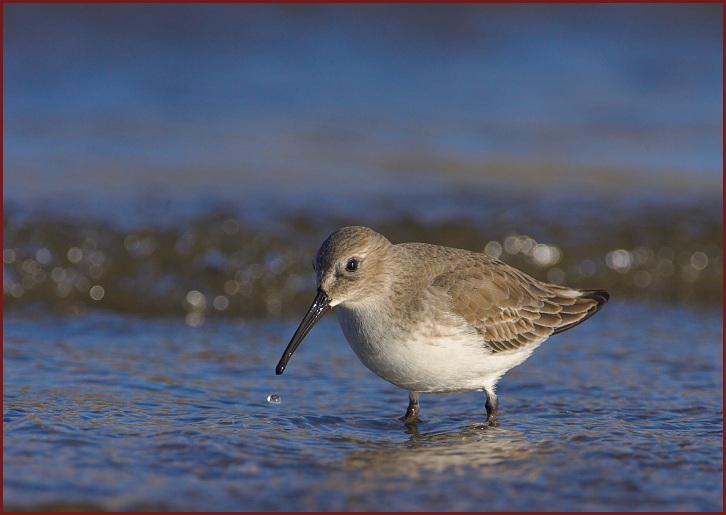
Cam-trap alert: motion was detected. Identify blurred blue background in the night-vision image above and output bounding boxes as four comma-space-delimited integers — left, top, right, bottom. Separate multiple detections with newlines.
4, 4, 722, 207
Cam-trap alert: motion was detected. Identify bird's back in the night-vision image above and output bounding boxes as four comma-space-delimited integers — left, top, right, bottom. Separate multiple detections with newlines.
396, 242, 610, 353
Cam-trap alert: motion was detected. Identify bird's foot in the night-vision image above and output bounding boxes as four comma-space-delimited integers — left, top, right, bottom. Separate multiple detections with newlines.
485, 390, 499, 427
400, 393, 421, 426
471, 416, 499, 430
398, 413, 422, 426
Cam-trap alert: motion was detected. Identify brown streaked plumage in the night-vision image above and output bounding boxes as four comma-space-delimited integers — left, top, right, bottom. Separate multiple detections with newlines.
276, 226, 609, 426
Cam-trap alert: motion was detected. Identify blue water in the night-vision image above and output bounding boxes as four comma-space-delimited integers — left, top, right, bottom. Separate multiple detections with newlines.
3, 4, 722, 209
3, 301, 722, 511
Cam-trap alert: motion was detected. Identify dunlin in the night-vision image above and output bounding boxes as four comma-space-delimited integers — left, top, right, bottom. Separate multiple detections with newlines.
276, 226, 609, 426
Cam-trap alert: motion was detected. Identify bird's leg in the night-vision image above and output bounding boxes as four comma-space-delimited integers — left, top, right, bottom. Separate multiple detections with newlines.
399, 391, 420, 425
485, 389, 500, 427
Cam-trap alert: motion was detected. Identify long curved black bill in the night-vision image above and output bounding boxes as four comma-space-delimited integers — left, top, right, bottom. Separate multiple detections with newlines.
275, 289, 331, 375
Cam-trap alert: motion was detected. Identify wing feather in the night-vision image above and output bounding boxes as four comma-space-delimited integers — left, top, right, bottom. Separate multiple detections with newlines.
426, 249, 609, 353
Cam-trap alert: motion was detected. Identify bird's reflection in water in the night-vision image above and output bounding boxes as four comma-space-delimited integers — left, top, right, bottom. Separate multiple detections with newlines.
342, 422, 559, 479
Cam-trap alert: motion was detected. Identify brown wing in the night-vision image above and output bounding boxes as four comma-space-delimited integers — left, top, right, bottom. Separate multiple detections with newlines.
428, 252, 609, 353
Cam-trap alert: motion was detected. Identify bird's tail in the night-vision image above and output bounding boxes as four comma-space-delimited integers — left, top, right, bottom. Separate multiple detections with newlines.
551, 289, 610, 335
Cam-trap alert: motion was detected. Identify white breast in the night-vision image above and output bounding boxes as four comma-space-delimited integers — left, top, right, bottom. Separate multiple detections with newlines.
336, 304, 542, 394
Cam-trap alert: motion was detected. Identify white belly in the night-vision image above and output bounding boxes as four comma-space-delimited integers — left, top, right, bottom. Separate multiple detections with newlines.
336, 305, 541, 394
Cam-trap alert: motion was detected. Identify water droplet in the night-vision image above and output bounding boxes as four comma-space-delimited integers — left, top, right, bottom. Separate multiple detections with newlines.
186, 290, 206, 308
267, 394, 281, 404
90, 285, 105, 301
691, 252, 708, 271
36, 248, 52, 265
185, 312, 205, 327
67, 247, 83, 264
213, 295, 229, 311
3, 249, 16, 264
484, 241, 502, 259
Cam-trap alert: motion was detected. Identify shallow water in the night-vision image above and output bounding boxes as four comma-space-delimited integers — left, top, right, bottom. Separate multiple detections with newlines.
4, 302, 722, 511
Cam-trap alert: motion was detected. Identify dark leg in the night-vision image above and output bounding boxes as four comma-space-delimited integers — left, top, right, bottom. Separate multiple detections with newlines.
485, 389, 499, 427
399, 391, 420, 425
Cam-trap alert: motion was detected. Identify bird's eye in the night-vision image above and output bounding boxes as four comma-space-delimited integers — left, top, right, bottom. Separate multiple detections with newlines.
345, 258, 359, 272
